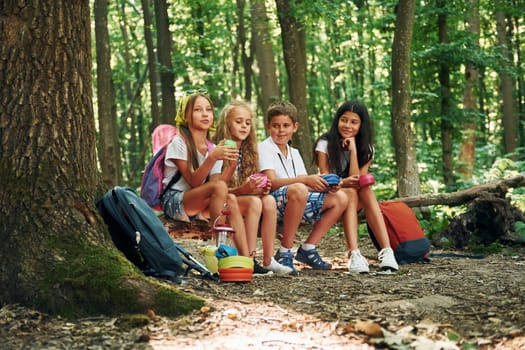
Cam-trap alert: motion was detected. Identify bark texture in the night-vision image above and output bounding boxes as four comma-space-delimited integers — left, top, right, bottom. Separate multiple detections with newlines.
0, 1, 202, 317
275, 0, 313, 170
390, 0, 420, 196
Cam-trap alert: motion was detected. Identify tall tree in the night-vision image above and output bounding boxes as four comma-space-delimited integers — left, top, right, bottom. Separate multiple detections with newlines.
275, 0, 313, 170
94, 0, 121, 188
0, 0, 201, 316
251, 0, 280, 116
438, 0, 455, 186
496, 3, 518, 157
142, 0, 162, 128
391, 0, 420, 197
236, 0, 254, 102
458, 0, 480, 179
155, 0, 176, 123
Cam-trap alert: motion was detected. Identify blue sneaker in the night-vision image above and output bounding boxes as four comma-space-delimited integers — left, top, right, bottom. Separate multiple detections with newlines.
295, 247, 332, 270
274, 250, 298, 275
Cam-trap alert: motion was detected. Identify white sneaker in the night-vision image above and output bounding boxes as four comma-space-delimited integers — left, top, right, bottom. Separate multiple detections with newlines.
348, 251, 370, 274
378, 248, 399, 271
264, 257, 293, 275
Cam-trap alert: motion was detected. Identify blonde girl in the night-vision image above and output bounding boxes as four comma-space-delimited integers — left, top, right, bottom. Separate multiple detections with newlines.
214, 100, 292, 275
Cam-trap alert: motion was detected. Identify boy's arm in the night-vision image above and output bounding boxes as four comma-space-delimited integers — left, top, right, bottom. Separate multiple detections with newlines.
263, 169, 329, 192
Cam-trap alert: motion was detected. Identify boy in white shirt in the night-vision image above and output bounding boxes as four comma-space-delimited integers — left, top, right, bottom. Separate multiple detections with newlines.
258, 101, 348, 275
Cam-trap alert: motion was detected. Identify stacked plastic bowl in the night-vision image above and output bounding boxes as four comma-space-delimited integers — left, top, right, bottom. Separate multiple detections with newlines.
217, 255, 254, 282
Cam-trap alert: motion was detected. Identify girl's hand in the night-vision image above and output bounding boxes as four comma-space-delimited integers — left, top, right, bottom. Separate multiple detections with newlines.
238, 177, 263, 195
212, 142, 239, 162
342, 175, 360, 188
262, 178, 272, 195
341, 137, 357, 152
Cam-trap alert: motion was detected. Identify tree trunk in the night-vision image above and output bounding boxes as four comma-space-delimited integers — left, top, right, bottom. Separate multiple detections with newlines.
275, 0, 313, 171
514, 14, 525, 150
437, 0, 455, 187
0, 1, 202, 317
390, 0, 420, 197
154, 0, 176, 124
94, 0, 122, 188
458, 0, 480, 180
496, 7, 518, 157
236, 0, 253, 102
250, 0, 280, 117
142, 0, 162, 128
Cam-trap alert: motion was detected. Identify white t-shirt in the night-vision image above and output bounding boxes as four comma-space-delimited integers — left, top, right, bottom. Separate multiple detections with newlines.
163, 135, 222, 191
315, 138, 349, 172
258, 137, 307, 179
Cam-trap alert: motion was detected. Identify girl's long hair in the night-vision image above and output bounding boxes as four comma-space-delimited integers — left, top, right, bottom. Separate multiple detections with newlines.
178, 93, 214, 171
314, 100, 374, 176
214, 100, 258, 187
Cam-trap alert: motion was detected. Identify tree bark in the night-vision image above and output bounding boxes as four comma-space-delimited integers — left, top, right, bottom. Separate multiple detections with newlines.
437, 0, 455, 187
250, 0, 280, 117
236, 0, 253, 102
275, 0, 313, 171
458, 0, 480, 180
94, 0, 122, 188
154, 0, 176, 124
0, 1, 202, 317
142, 0, 162, 128
496, 6, 518, 157
390, 0, 420, 197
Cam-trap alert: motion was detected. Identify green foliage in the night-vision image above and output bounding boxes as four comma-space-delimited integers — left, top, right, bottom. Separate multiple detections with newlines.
92, 0, 525, 197
416, 206, 465, 238
471, 241, 503, 255
515, 221, 525, 241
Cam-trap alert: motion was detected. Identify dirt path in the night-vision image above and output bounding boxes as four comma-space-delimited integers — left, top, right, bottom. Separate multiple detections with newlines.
2, 234, 525, 349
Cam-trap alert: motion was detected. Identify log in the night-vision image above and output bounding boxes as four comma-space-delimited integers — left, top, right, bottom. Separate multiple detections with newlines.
387, 175, 525, 208
163, 175, 525, 240
163, 217, 213, 241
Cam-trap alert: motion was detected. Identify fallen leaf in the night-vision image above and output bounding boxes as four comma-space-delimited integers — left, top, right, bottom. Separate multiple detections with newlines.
354, 320, 383, 337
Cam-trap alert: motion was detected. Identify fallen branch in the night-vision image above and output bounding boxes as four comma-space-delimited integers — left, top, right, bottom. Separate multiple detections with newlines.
388, 174, 525, 208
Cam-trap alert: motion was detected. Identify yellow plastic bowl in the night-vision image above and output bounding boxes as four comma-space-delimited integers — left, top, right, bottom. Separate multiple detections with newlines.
217, 255, 254, 269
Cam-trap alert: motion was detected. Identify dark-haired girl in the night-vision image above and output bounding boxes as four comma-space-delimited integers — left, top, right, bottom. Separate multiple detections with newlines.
314, 101, 398, 273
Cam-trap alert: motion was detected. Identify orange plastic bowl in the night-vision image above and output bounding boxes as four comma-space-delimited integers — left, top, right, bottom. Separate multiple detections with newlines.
218, 267, 253, 282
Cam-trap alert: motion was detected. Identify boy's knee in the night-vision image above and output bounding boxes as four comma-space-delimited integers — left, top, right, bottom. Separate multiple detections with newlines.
287, 183, 308, 201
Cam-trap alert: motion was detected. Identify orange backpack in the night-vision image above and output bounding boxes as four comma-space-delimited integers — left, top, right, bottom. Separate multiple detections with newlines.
368, 201, 430, 264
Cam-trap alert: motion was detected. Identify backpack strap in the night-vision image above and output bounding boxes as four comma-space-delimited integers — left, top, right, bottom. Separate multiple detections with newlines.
160, 139, 214, 200
160, 171, 181, 200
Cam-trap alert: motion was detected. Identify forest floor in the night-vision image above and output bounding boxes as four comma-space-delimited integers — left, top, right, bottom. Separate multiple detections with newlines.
2, 231, 525, 350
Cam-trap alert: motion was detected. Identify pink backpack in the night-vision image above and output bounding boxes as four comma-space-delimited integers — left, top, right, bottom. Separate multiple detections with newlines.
152, 124, 178, 154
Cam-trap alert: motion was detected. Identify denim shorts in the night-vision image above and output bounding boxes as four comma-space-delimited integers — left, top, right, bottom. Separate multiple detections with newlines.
161, 189, 190, 222
271, 186, 327, 224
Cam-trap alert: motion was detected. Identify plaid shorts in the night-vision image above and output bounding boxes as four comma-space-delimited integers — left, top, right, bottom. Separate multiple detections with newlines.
271, 186, 327, 224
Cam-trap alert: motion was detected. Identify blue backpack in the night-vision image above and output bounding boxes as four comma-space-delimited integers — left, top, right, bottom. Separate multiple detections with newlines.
140, 134, 214, 211
97, 186, 217, 282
